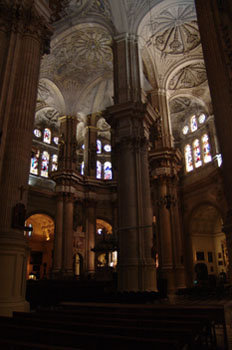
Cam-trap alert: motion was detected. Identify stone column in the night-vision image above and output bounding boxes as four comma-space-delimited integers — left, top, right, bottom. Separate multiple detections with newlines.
52, 193, 63, 276
84, 199, 96, 276
149, 89, 173, 148
58, 115, 78, 171
169, 177, 186, 288
51, 115, 79, 278
157, 176, 175, 291
62, 193, 74, 277
107, 34, 156, 292
195, 0, 232, 280
83, 114, 98, 177
150, 147, 186, 291
0, 0, 52, 316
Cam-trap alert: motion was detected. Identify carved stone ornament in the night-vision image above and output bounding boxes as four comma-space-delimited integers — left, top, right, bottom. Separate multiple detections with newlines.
40, 26, 112, 84
142, 4, 199, 56
0, 1, 52, 54
168, 63, 207, 90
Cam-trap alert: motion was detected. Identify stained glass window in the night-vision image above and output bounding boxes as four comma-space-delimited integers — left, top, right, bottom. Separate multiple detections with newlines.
96, 139, 102, 154
190, 116, 198, 132
53, 137, 59, 145
185, 144, 193, 172
182, 126, 189, 135
43, 128, 51, 144
41, 151, 50, 177
202, 134, 212, 163
81, 144, 85, 150
81, 161, 84, 175
51, 154, 58, 171
193, 139, 202, 168
96, 161, 102, 179
104, 161, 112, 180
104, 144, 111, 152
34, 129, 41, 138
198, 114, 206, 124
30, 150, 40, 175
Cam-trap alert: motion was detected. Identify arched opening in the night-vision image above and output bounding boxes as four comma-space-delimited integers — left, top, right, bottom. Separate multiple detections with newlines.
92, 219, 117, 281
189, 205, 228, 285
25, 213, 54, 280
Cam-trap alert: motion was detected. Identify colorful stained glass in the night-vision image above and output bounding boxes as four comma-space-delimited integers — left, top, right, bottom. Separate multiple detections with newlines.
198, 113, 206, 124
182, 126, 189, 135
53, 137, 59, 145
104, 161, 112, 180
104, 144, 111, 152
81, 161, 84, 175
51, 154, 58, 171
185, 144, 193, 172
190, 115, 198, 132
193, 139, 202, 168
30, 150, 40, 175
96, 139, 102, 154
96, 161, 102, 179
41, 151, 50, 177
34, 129, 41, 138
202, 134, 212, 163
43, 128, 51, 144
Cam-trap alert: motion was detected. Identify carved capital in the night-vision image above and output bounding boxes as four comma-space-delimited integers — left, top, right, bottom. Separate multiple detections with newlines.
0, 1, 53, 54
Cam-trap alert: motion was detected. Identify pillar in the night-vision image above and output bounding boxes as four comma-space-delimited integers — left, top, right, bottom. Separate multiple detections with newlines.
108, 34, 156, 291
150, 148, 186, 291
83, 114, 98, 177
84, 199, 96, 276
0, 0, 52, 316
149, 89, 173, 148
62, 193, 74, 277
51, 115, 79, 278
52, 193, 63, 275
195, 0, 232, 281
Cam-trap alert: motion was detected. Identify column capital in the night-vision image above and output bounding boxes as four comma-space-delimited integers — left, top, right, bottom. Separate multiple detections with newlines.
0, 0, 53, 54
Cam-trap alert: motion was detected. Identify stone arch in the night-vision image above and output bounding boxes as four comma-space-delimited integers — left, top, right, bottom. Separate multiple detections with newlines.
25, 213, 55, 280
187, 203, 227, 284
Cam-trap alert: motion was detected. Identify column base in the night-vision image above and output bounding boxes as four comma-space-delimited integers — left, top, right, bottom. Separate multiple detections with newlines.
0, 299, 30, 317
117, 262, 157, 292
0, 232, 29, 317
159, 266, 186, 292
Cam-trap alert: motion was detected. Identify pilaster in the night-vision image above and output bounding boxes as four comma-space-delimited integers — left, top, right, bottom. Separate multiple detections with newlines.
83, 114, 98, 177
0, 0, 52, 316
84, 198, 97, 276
150, 148, 186, 291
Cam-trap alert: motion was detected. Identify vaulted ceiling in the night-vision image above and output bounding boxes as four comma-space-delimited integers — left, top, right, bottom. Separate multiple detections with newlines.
36, 0, 212, 142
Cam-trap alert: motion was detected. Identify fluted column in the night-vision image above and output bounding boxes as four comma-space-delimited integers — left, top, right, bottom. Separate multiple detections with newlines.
52, 193, 63, 275
157, 177, 175, 290
195, 0, 232, 280
150, 147, 186, 291
62, 193, 74, 277
0, 0, 52, 316
85, 199, 96, 276
108, 33, 156, 291
149, 89, 173, 148
52, 115, 79, 278
58, 115, 78, 171
83, 114, 98, 177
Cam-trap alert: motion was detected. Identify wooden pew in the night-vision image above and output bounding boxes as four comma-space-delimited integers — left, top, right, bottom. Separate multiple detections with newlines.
11, 313, 202, 350
0, 316, 188, 350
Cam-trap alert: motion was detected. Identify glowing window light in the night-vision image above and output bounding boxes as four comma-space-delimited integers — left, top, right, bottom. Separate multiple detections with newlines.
202, 134, 212, 163
185, 144, 193, 172
193, 139, 202, 168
